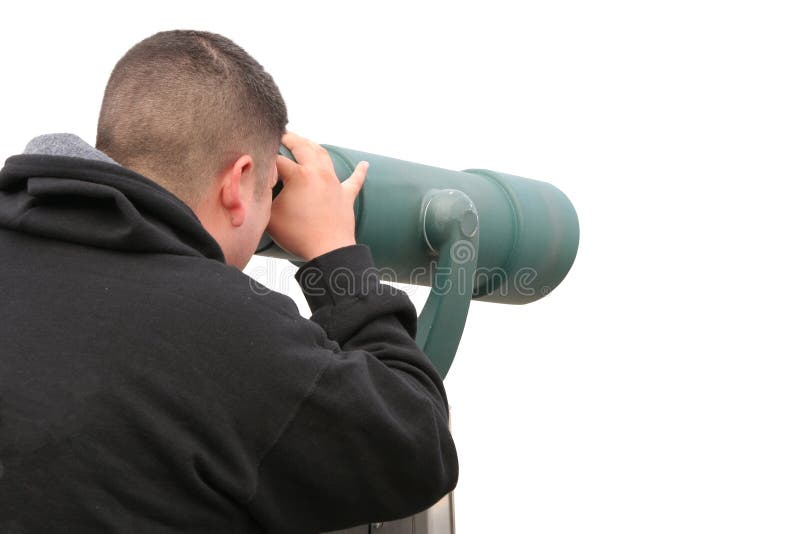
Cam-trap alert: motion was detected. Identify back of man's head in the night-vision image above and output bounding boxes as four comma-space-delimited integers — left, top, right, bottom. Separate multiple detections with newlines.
96, 30, 287, 207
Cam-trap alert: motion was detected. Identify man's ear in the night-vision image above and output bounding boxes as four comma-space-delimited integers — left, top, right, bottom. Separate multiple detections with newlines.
220, 154, 254, 227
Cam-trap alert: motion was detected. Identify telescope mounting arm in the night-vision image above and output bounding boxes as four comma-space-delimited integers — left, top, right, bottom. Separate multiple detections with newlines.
415, 189, 479, 378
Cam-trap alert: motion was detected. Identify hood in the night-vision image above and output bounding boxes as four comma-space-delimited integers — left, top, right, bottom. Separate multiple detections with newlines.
0, 134, 225, 261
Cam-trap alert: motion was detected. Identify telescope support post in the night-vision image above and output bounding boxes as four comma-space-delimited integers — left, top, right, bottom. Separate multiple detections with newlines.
415, 189, 479, 378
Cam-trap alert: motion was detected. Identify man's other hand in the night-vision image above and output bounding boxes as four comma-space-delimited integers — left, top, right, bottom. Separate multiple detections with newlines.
267, 132, 368, 261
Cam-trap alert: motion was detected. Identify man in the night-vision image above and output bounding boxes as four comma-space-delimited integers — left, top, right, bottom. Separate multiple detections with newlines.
0, 30, 458, 532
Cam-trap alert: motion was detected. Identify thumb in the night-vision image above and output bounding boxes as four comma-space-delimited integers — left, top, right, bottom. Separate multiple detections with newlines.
342, 161, 369, 200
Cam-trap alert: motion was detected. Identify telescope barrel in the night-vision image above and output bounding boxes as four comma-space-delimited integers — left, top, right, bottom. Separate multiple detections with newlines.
258, 145, 579, 305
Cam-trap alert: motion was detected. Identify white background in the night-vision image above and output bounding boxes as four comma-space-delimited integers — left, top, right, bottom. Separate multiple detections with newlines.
2, 1, 799, 532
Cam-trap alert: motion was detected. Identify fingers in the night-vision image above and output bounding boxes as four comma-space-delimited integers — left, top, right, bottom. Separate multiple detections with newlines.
275, 154, 301, 183
342, 161, 369, 200
280, 132, 367, 200
281, 131, 330, 171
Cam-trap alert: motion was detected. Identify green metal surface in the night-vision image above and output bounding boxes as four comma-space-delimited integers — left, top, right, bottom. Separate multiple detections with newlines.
257, 144, 580, 378
415, 189, 479, 377
260, 145, 579, 305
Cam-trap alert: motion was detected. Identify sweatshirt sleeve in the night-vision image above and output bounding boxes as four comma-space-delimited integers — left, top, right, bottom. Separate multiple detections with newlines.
245, 245, 458, 533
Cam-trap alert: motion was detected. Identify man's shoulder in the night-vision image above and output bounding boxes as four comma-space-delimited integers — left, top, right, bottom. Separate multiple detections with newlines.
134, 253, 302, 324
1, 227, 313, 349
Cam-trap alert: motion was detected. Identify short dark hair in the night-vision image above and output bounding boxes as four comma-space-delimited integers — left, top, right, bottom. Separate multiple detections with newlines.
96, 30, 288, 206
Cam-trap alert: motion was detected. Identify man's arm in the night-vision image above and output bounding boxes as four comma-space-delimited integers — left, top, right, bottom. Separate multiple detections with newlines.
246, 134, 457, 531
247, 244, 457, 532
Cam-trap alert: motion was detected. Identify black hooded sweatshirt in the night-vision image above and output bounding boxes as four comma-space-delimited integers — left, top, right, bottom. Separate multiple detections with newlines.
0, 141, 458, 533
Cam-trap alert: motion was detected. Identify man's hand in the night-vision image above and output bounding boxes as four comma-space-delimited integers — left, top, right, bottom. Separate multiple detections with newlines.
267, 132, 368, 261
